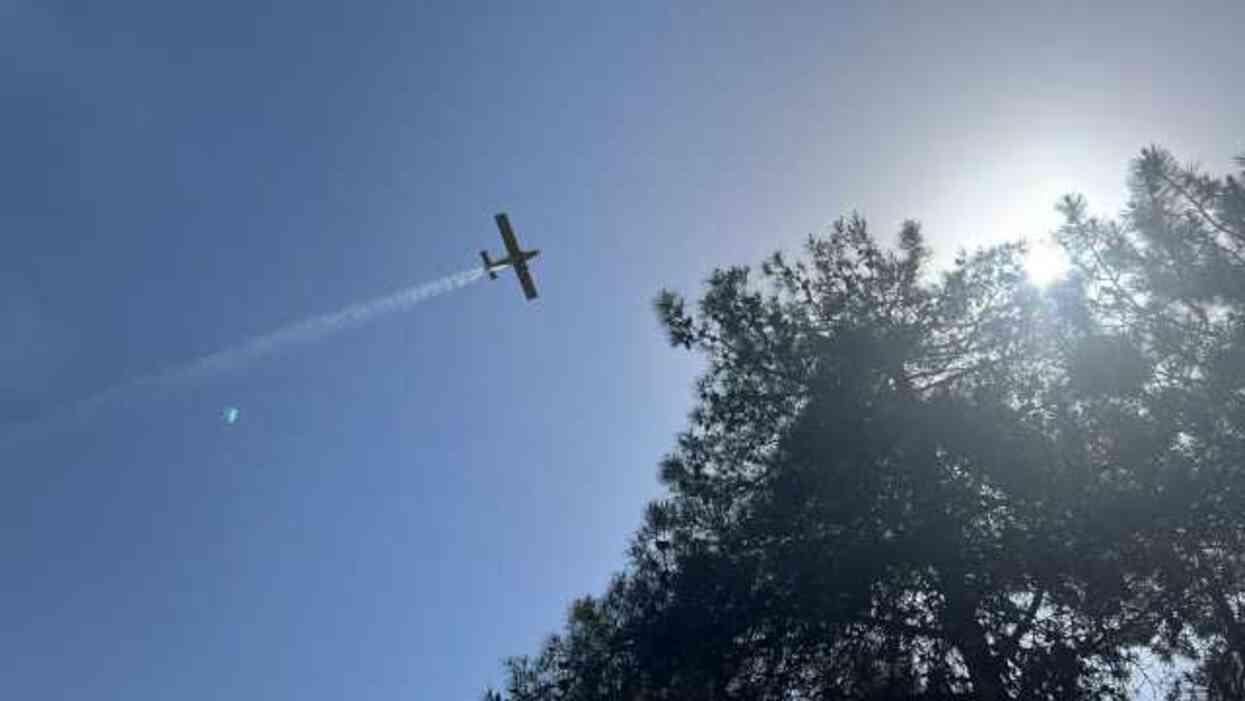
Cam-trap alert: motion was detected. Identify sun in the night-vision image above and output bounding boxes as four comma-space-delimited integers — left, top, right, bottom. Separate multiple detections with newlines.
1023, 238, 1070, 287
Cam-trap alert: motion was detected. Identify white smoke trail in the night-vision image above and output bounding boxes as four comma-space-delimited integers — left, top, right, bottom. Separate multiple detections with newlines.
145, 267, 485, 389
5, 267, 485, 445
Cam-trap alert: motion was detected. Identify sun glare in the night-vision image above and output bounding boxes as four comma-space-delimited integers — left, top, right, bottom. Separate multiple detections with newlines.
1024, 239, 1069, 287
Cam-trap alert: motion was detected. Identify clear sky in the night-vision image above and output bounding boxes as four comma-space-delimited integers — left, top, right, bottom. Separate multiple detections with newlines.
2, 1, 1242, 698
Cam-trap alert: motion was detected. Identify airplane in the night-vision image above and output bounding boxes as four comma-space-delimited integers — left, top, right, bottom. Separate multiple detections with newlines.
480, 213, 541, 301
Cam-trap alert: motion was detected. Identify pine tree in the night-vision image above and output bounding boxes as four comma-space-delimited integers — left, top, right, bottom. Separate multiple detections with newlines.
488, 148, 1245, 700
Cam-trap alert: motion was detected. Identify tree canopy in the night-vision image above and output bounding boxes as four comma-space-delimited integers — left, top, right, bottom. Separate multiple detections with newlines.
486, 147, 1245, 700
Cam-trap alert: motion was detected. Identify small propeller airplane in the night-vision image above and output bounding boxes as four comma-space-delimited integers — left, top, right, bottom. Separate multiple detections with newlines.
480, 213, 541, 301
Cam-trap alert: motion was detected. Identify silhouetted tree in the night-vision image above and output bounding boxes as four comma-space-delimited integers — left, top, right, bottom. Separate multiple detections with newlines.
1055, 148, 1245, 700
486, 148, 1245, 700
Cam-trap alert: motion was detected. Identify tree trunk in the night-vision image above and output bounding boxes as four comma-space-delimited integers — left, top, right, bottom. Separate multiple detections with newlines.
943, 590, 1008, 701
957, 624, 1008, 701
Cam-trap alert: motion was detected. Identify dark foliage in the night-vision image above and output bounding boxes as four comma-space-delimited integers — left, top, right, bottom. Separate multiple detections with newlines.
487, 148, 1245, 700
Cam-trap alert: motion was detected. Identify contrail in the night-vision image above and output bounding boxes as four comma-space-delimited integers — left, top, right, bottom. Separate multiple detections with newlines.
5, 267, 485, 445
146, 267, 484, 388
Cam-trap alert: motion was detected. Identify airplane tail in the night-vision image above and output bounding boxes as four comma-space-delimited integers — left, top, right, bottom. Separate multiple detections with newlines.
480, 251, 498, 279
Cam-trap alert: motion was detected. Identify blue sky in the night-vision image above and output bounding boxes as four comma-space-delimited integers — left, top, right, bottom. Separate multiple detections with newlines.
2, 1, 1242, 698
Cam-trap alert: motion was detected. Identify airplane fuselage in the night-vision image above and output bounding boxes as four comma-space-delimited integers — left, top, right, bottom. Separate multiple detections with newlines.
480, 249, 539, 277
492, 249, 540, 270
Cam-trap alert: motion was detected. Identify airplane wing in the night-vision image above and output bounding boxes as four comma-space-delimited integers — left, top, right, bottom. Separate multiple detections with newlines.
495, 213, 523, 260
514, 259, 539, 300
